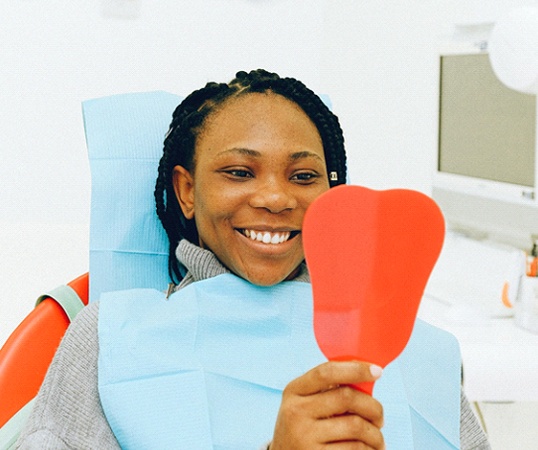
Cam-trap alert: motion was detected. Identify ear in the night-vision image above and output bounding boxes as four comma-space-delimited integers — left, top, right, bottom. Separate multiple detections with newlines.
172, 165, 195, 219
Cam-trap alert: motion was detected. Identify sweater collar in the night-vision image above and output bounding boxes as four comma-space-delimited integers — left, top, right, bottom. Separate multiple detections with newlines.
175, 239, 310, 289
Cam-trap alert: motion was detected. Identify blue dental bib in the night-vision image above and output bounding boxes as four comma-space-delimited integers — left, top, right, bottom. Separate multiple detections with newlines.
98, 274, 461, 449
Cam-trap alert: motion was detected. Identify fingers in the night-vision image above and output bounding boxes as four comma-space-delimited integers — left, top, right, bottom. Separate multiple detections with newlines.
283, 361, 384, 429
272, 405, 385, 450
272, 361, 385, 449
285, 360, 383, 397
315, 413, 385, 449
309, 385, 384, 428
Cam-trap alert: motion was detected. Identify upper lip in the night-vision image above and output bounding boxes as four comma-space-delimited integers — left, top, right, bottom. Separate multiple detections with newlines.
236, 226, 300, 232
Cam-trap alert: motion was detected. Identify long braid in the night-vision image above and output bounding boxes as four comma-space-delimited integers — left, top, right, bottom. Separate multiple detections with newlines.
155, 83, 233, 282
154, 69, 347, 283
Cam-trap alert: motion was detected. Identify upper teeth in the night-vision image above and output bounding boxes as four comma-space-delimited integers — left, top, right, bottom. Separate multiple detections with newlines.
243, 230, 291, 244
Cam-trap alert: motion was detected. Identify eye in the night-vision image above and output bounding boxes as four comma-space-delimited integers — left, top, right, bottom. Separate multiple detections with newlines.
290, 171, 319, 183
223, 168, 254, 179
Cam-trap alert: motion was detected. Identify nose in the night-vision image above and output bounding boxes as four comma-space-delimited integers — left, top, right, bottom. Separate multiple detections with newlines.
248, 178, 297, 213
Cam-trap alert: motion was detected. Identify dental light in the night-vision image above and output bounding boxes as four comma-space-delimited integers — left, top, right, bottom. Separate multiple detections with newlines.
489, 6, 538, 94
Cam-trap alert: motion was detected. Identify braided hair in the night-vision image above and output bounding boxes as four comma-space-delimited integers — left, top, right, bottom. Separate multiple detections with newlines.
155, 69, 347, 283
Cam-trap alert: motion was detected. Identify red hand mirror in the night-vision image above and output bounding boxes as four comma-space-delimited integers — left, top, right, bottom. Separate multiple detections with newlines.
302, 185, 445, 395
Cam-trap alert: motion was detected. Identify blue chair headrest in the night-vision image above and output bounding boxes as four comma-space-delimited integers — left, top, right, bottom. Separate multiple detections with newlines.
83, 91, 181, 301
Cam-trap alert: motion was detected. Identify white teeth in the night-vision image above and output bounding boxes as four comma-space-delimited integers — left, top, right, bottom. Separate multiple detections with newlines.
242, 229, 292, 245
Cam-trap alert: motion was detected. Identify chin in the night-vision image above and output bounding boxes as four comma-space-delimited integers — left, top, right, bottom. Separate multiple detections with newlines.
239, 266, 301, 287
248, 277, 286, 287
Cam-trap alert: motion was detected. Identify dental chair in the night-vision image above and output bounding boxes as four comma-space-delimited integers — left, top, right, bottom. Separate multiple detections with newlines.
0, 273, 88, 447
0, 91, 181, 449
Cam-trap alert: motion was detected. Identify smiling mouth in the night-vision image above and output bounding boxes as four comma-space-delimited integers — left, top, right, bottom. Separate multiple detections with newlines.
238, 229, 300, 245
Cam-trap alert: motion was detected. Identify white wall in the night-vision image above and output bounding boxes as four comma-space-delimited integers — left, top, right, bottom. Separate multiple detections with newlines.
0, 0, 325, 225
320, 0, 538, 191
0, 0, 325, 345
320, 2, 453, 191
1, 0, 537, 336
3, 2, 538, 448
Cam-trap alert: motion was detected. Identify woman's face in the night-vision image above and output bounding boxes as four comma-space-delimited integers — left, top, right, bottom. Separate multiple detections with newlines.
173, 93, 330, 286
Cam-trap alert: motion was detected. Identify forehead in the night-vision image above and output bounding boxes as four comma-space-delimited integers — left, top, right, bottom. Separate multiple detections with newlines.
195, 92, 323, 157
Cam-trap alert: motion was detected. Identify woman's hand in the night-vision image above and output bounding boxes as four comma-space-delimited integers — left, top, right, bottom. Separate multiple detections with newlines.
270, 361, 385, 450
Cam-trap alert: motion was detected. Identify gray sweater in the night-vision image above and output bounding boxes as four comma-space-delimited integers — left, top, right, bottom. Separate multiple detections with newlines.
17, 240, 491, 449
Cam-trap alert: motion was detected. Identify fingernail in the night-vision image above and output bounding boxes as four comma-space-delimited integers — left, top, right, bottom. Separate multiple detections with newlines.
370, 364, 383, 379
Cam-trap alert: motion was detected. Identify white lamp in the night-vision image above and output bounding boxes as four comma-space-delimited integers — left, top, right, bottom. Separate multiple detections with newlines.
489, 6, 538, 94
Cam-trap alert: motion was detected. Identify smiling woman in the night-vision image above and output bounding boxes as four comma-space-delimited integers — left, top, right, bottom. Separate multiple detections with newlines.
15, 70, 490, 450
172, 93, 330, 286
154, 70, 347, 287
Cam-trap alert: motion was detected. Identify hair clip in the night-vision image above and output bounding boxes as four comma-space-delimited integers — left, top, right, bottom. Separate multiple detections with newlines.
330, 171, 338, 181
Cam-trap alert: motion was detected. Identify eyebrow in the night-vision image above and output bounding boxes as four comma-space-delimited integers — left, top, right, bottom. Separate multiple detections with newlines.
216, 148, 324, 162
288, 150, 324, 162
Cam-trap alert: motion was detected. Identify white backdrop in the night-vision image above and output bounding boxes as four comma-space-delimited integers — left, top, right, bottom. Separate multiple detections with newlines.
1, 0, 536, 345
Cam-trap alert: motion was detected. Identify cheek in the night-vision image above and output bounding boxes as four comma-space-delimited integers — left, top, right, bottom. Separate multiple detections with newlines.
193, 186, 242, 228
302, 186, 330, 209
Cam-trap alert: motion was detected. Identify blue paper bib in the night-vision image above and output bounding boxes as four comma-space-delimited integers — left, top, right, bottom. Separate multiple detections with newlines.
98, 274, 461, 449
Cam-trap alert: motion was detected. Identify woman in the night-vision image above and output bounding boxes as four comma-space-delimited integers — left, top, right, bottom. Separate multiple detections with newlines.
17, 70, 489, 449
